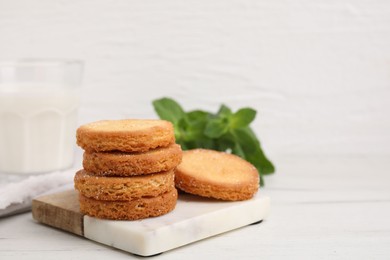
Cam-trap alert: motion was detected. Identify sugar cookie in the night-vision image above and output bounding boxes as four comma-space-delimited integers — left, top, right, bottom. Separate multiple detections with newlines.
74, 169, 175, 201
175, 149, 259, 201
78, 188, 178, 220
82, 144, 182, 176
76, 119, 175, 152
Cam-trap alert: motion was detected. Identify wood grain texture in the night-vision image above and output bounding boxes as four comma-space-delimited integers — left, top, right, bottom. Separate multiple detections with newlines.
32, 190, 83, 236
0, 0, 390, 158
1, 156, 389, 259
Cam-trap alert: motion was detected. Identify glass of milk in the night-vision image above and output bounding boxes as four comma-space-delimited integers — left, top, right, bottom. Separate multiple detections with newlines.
0, 59, 83, 175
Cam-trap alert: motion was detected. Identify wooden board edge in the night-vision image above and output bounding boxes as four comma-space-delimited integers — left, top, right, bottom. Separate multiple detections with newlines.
32, 192, 84, 236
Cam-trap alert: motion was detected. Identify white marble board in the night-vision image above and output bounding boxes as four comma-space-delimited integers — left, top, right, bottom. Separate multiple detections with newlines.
32, 190, 270, 257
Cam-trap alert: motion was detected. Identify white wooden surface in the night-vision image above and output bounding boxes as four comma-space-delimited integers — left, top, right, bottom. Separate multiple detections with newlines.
1, 156, 389, 260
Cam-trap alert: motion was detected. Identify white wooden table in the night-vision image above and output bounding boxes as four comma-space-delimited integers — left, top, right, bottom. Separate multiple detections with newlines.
1, 156, 389, 259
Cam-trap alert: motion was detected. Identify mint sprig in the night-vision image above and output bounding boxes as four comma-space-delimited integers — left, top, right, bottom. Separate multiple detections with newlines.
152, 97, 275, 186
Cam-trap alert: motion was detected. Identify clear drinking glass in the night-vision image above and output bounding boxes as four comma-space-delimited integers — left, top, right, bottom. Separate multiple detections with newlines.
0, 59, 83, 175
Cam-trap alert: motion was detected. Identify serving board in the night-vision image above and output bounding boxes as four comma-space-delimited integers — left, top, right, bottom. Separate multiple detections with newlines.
32, 189, 270, 256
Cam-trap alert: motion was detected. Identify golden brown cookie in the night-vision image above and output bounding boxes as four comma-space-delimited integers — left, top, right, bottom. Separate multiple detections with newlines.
76, 119, 175, 153
78, 188, 178, 220
175, 149, 259, 201
82, 144, 182, 176
74, 169, 175, 200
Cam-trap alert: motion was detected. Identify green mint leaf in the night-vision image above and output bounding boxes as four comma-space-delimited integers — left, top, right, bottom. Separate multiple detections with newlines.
177, 118, 201, 142
217, 104, 233, 118
233, 127, 275, 175
204, 119, 229, 138
232, 142, 246, 158
230, 108, 256, 129
259, 174, 264, 187
214, 133, 235, 151
152, 97, 186, 125
152, 97, 275, 186
187, 110, 209, 121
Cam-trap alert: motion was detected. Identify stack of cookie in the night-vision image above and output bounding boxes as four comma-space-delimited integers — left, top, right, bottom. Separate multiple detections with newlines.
74, 119, 182, 220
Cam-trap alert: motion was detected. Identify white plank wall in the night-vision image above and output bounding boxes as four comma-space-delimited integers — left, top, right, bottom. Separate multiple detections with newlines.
1, 0, 389, 158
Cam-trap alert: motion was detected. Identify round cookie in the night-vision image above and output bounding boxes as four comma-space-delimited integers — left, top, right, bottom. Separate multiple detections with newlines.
82, 144, 182, 176
74, 169, 175, 201
175, 149, 259, 201
76, 119, 175, 153
79, 188, 178, 220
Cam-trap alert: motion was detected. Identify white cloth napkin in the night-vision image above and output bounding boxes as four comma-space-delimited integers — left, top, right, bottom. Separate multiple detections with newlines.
0, 168, 77, 218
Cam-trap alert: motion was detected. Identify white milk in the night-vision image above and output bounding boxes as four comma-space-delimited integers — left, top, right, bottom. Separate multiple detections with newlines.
0, 90, 80, 174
